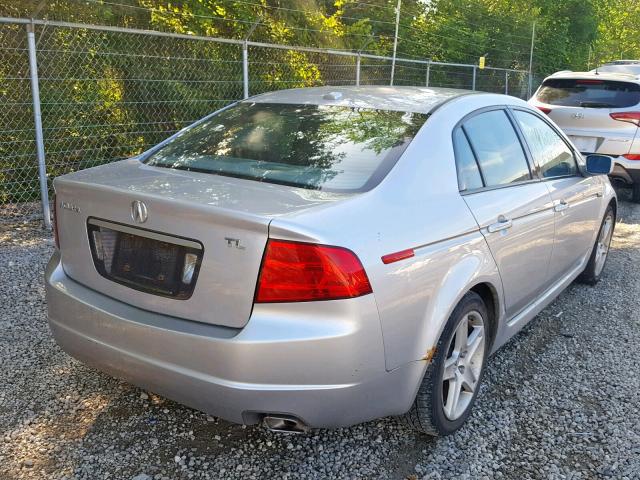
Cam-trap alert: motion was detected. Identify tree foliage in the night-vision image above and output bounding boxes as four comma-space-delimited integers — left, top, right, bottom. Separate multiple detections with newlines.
0, 0, 639, 206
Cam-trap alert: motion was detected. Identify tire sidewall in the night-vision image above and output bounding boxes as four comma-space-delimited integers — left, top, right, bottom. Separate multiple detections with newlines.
429, 292, 489, 435
588, 205, 615, 283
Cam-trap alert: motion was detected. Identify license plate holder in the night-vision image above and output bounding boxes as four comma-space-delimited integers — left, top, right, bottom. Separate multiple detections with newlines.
87, 218, 203, 299
568, 136, 598, 153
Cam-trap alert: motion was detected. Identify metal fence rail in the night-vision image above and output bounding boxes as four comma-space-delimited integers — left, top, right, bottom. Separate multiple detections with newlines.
0, 17, 530, 225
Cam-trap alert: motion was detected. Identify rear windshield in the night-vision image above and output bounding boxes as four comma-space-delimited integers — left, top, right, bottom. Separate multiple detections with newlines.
536, 78, 640, 108
144, 102, 429, 192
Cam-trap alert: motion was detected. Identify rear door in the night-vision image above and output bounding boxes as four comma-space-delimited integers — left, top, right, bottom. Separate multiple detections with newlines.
534, 78, 640, 155
512, 108, 602, 282
455, 108, 555, 318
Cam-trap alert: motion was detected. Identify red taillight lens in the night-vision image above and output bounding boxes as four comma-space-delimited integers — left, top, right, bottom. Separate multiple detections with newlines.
610, 112, 640, 126
536, 106, 552, 115
624, 154, 640, 160
52, 194, 60, 249
255, 240, 372, 303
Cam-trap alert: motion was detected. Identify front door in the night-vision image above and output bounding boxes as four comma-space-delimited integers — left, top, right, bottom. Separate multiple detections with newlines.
511, 109, 603, 282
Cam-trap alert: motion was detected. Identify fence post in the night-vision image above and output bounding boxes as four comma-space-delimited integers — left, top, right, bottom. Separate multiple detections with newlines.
26, 22, 51, 230
505, 70, 509, 95
242, 41, 249, 99
356, 54, 361, 86
389, 0, 402, 86
472, 65, 477, 91
425, 60, 431, 87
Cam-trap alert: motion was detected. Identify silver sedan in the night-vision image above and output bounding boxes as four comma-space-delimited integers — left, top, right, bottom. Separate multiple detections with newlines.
45, 86, 617, 435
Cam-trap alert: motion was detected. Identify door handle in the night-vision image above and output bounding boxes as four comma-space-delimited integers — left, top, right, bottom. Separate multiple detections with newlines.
554, 200, 569, 212
487, 215, 513, 233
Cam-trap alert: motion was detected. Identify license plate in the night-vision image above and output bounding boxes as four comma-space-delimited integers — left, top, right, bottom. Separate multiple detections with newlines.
569, 136, 598, 153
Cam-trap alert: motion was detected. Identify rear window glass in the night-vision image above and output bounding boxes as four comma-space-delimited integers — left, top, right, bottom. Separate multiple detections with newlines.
144, 102, 429, 192
453, 128, 483, 191
536, 78, 640, 108
463, 110, 531, 187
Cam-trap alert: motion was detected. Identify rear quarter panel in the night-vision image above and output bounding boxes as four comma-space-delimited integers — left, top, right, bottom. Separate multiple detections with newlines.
270, 94, 514, 370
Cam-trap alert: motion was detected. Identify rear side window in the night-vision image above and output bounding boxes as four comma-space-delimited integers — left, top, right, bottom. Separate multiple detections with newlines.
463, 110, 531, 187
453, 128, 483, 191
144, 102, 429, 193
536, 78, 640, 108
514, 111, 578, 178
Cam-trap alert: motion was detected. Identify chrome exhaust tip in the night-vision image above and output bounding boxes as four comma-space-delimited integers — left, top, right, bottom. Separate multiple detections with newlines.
263, 415, 309, 434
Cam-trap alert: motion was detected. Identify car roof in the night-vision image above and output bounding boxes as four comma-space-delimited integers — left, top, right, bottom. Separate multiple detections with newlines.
594, 64, 640, 75
247, 86, 478, 114
545, 70, 640, 83
603, 60, 640, 65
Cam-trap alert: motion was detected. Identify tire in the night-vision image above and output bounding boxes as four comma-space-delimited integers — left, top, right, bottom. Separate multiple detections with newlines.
578, 205, 615, 286
633, 182, 640, 204
404, 291, 489, 436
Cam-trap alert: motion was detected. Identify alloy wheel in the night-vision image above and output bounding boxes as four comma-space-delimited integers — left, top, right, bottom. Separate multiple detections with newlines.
594, 213, 614, 277
441, 310, 486, 421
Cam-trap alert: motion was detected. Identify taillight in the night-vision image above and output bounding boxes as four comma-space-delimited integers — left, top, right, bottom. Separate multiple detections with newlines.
254, 239, 372, 303
624, 154, 640, 161
536, 106, 552, 115
52, 194, 60, 249
610, 112, 640, 126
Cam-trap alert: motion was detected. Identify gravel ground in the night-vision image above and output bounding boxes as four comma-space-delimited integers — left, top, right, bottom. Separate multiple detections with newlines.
1, 194, 639, 480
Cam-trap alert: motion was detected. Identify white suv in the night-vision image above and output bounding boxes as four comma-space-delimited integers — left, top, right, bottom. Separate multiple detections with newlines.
529, 70, 640, 202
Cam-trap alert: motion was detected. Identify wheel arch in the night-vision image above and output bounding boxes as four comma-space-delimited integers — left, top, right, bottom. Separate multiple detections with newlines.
469, 282, 500, 350
418, 266, 504, 367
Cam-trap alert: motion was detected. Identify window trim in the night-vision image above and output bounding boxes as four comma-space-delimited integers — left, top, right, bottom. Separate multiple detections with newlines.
508, 106, 583, 181
452, 105, 539, 195
453, 126, 485, 191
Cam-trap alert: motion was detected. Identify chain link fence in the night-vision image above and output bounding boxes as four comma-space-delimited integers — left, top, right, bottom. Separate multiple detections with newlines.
0, 22, 38, 220
0, 17, 530, 225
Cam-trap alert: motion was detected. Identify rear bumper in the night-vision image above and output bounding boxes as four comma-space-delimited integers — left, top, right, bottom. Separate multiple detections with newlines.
612, 157, 640, 184
45, 252, 424, 428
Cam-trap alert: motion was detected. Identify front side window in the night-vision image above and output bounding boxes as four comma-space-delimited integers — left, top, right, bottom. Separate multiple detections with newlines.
514, 110, 578, 178
144, 102, 429, 192
463, 110, 531, 187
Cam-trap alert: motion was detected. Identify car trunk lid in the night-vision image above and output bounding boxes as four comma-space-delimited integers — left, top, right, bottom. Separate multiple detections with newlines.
54, 159, 349, 329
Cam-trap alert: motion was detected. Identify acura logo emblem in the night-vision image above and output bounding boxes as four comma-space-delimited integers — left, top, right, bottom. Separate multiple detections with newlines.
131, 200, 148, 224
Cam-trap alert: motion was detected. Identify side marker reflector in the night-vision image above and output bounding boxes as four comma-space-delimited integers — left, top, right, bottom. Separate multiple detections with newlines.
381, 248, 415, 264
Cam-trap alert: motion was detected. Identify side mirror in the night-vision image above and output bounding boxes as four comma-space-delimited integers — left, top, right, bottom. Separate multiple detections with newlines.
585, 154, 614, 175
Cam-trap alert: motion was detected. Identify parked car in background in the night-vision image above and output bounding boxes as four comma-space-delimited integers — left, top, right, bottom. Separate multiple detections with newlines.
46, 86, 617, 436
529, 70, 640, 202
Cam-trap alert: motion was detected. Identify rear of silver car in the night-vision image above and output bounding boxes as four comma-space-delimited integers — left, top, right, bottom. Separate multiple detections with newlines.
529, 74, 640, 201
45, 97, 433, 429
46, 168, 425, 429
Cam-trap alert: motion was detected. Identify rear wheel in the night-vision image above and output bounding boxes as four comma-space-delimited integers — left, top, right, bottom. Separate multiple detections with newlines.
632, 182, 640, 203
578, 205, 615, 285
404, 291, 488, 436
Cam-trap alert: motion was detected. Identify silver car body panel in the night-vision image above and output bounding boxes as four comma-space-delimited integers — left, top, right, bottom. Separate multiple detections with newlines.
55, 161, 352, 328
46, 86, 616, 427
46, 251, 425, 427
